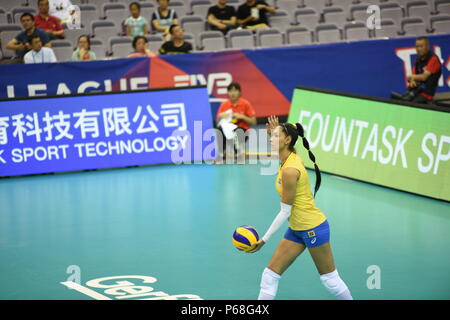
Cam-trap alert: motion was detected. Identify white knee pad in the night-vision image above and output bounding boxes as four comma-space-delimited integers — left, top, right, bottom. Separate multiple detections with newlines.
320, 269, 349, 297
260, 267, 281, 297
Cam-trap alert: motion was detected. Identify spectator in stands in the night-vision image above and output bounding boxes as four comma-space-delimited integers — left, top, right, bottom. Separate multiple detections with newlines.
158, 24, 193, 54
24, 35, 57, 63
151, 0, 179, 41
71, 35, 96, 61
49, 0, 76, 24
406, 37, 442, 103
35, 0, 65, 40
6, 13, 52, 62
237, 0, 276, 30
207, 0, 237, 35
216, 82, 257, 160
128, 35, 157, 58
125, 2, 149, 38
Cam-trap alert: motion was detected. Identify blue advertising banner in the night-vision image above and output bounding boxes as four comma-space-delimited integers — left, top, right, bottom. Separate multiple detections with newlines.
0, 86, 214, 177
1, 34, 449, 118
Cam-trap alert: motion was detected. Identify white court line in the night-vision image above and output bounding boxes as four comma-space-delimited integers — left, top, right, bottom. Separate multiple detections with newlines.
60, 281, 112, 300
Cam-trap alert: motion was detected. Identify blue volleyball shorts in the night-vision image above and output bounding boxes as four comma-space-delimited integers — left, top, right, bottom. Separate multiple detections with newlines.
283, 220, 330, 248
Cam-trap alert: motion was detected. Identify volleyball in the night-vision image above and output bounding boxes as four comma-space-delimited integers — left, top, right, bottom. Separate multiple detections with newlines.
232, 226, 260, 252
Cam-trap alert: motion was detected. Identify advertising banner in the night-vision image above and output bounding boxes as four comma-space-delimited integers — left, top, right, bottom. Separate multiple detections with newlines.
0, 86, 214, 176
288, 87, 450, 201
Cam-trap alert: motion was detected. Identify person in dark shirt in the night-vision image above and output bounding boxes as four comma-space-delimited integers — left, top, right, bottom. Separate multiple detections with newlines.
407, 37, 442, 103
207, 0, 237, 35
159, 25, 193, 54
237, 0, 276, 30
6, 12, 51, 62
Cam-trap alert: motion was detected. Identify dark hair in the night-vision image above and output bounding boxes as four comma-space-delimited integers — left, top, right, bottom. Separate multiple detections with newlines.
30, 35, 41, 43
37, 0, 48, 5
281, 122, 322, 197
78, 34, 91, 50
169, 24, 179, 34
132, 35, 148, 49
21, 12, 35, 22
227, 82, 241, 92
416, 36, 429, 43
129, 2, 141, 10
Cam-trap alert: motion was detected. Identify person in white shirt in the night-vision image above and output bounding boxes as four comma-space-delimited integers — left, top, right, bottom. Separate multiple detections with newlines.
49, 0, 75, 24
24, 35, 57, 63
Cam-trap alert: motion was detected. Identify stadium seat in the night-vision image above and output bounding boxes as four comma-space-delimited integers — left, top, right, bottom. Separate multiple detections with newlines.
145, 34, 164, 53
0, 28, 21, 58
180, 16, 205, 44
268, 10, 291, 32
191, 0, 212, 18
380, 3, 404, 23
199, 31, 226, 51
91, 20, 119, 43
323, 7, 347, 28
0, 0, 21, 12
286, 26, 313, 45
400, 17, 428, 36
429, 14, 450, 34
406, 0, 431, 22
302, 0, 329, 12
140, 2, 155, 21
435, 0, 450, 15
79, 5, 100, 29
277, 0, 301, 21
294, 8, 320, 30
102, 3, 128, 26
256, 28, 284, 48
227, 29, 255, 49
0, 8, 7, 25
90, 38, 106, 59
109, 36, 133, 58
315, 23, 342, 43
349, 4, 370, 22
374, 19, 400, 38
169, 1, 188, 19
344, 22, 370, 41
52, 40, 74, 62
12, 7, 37, 24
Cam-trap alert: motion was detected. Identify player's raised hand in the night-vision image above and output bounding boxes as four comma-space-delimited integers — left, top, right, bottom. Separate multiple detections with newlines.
266, 115, 279, 135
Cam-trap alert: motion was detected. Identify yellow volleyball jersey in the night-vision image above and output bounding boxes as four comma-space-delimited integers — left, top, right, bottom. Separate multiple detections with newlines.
275, 152, 326, 231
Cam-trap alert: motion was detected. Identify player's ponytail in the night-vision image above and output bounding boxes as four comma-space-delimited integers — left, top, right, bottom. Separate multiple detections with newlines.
295, 123, 322, 197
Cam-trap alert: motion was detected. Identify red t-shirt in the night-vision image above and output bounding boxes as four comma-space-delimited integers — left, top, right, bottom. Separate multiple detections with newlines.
412, 55, 441, 100
217, 97, 256, 130
34, 14, 63, 32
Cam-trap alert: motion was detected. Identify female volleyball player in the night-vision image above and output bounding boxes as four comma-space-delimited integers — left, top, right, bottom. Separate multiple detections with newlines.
248, 116, 353, 300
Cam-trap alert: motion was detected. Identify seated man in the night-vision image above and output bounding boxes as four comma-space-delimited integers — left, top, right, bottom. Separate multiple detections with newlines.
216, 82, 257, 160
237, 0, 276, 30
35, 0, 65, 40
6, 13, 51, 62
391, 37, 442, 104
158, 25, 193, 55
24, 35, 57, 63
207, 0, 237, 35
406, 37, 442, 103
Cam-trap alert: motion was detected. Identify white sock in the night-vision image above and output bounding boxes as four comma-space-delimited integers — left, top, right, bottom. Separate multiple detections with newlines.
258, 267, 281, 300
320, 269, 353, 300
